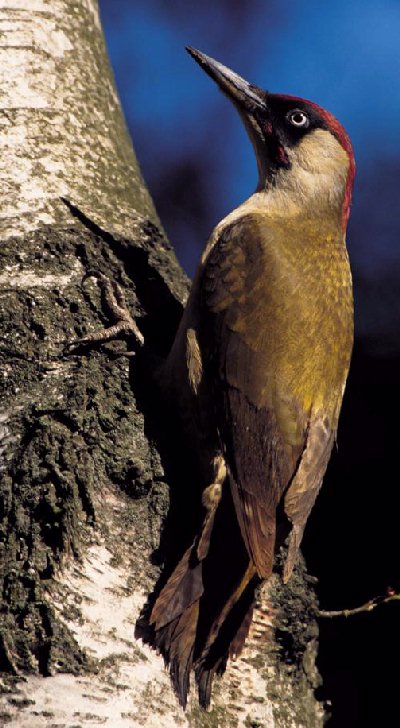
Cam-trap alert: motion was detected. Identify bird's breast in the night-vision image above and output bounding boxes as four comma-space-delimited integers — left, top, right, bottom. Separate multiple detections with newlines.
223, 214, 353, 418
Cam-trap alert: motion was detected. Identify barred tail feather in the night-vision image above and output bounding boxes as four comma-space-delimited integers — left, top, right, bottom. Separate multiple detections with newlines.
147, 487, 260, 708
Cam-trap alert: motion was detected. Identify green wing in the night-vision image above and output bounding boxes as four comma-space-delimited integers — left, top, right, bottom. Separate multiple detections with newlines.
199, 214, 336, 578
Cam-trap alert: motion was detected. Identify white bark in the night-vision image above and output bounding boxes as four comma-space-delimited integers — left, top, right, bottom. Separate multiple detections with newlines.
1, 519, 307, 728
0, 0, 158, 241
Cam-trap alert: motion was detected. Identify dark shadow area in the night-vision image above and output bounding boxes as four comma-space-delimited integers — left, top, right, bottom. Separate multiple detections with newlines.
61, 200, 204, 625
61, 197, 186, 359
303, 339, 400, 728
130, 351, 204, 570
59, 200, 202, 600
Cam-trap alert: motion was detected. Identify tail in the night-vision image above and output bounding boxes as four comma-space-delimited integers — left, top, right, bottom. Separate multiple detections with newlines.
147, 485, 259, 708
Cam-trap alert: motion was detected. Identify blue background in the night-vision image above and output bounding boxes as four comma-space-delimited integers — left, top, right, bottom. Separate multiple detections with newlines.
99, 0, 400, 355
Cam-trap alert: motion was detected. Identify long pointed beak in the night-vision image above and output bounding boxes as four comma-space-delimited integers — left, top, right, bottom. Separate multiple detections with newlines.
186, 47, 267, 113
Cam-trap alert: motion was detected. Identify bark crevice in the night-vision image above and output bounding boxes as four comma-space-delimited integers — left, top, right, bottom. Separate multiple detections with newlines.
0, 214, 187, 678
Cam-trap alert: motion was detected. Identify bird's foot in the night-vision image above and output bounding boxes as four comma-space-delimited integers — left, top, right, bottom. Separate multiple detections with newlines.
65, 271, 144, 355
197, 454, 227, 560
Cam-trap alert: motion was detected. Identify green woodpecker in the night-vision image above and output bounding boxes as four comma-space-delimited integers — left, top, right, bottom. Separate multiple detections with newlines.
149, 48, 355, 709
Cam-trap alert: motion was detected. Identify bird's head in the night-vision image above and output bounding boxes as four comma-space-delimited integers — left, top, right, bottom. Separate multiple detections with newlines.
187, 47, 355, 229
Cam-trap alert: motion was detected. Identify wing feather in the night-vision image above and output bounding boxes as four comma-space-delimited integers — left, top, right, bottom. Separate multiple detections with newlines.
198, 214, 347, 578
199, 216, 307, 577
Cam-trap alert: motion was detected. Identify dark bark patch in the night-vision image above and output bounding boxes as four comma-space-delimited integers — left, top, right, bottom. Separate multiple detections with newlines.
0, 218, 187, 677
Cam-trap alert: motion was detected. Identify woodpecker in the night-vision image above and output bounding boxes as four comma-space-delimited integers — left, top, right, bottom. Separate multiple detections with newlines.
149, 48, 355, 709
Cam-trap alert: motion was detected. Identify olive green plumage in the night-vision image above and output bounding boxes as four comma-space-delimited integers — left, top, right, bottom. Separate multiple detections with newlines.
148, 48, 354, 709
201, 212, 353, 578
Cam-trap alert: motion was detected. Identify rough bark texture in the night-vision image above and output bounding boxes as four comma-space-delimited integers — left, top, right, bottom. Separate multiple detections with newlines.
0, 2, 324, 726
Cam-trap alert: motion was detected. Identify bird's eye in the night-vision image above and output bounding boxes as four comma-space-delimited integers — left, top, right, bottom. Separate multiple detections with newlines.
287, 110, 309, 128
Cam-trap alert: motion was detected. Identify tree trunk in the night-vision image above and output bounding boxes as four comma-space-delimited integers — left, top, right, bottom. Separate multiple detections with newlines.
0, 2, 323, 726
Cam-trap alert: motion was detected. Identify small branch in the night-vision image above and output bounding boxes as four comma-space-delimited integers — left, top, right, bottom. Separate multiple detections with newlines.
64, 271, 144, 353
317, 589, 400, 619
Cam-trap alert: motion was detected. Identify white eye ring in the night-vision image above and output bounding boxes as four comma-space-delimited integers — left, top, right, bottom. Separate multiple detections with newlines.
287, 110, 309, 128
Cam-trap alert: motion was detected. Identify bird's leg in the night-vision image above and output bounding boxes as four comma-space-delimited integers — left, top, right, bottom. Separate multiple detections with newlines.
65, 272, 144, 354
197, 454, 227, 560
